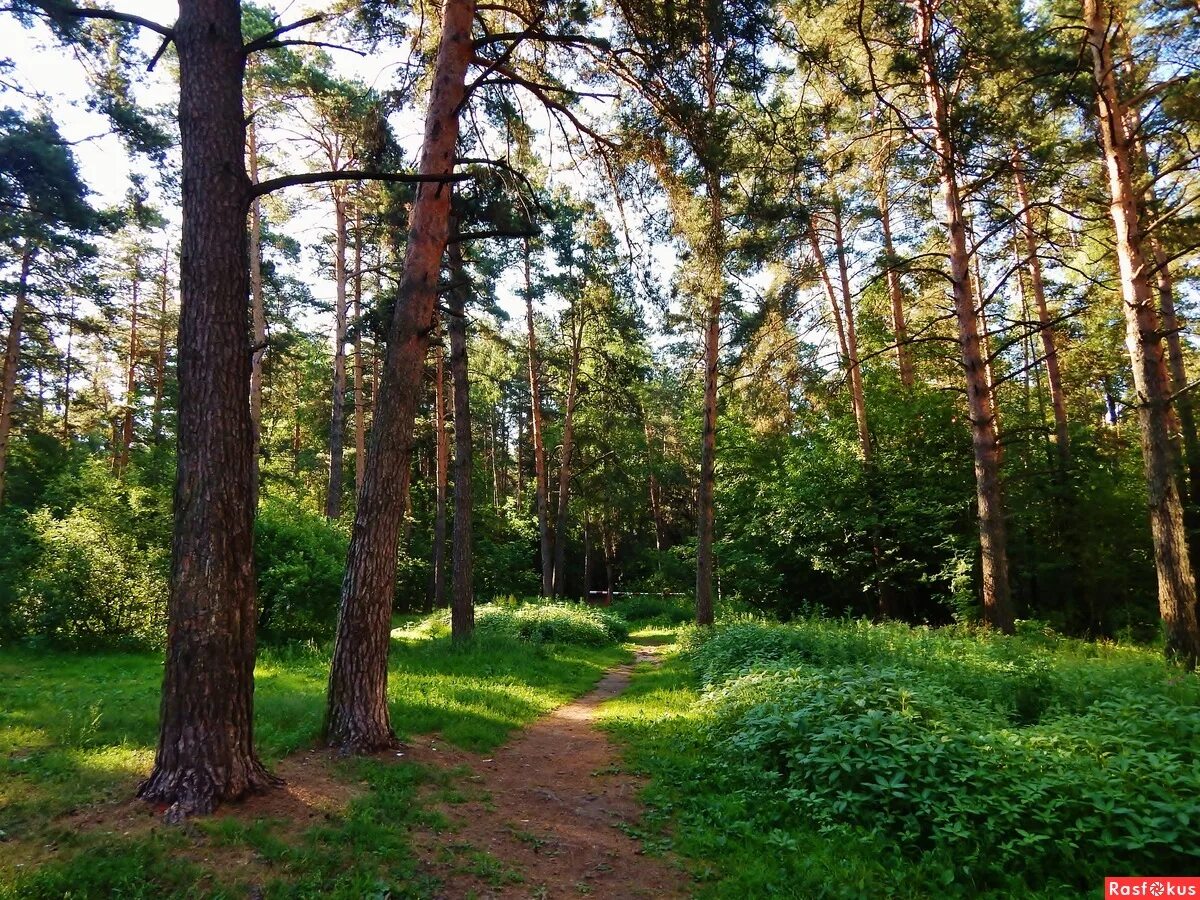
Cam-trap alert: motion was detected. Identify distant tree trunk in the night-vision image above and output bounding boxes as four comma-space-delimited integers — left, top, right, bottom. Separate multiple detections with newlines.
137, 0, 277, 817
524, 241, 553, 596
913, 0, 1013, 633
152, 245, 170, 444
248, 116, 266, 506
643, 413, 665, 553
809, 224, 850, 367
878, 171, 914, 387
447, 239, 474, 640
118, 265, 140, 473
1084, 0, 1200, 668
326, 193, 349, 519
0, 247, 33, 508
1151, 239, 1200, 508
431, 320, 449, 611
1012, 150, 1069, 467
63, 295, 75, 442
325, 0, 476, 750
352, 206, 366, 496
552, 309, 583, 599
583, 514, 592, 600
604, 524, 616, 604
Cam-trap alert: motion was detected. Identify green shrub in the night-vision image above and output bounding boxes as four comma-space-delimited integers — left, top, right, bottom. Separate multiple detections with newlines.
18, 508, 167, 650
679, 620, 1200, 891
432, 601, 629, 646
611, 593, 693, 625
255, 502, 347, 643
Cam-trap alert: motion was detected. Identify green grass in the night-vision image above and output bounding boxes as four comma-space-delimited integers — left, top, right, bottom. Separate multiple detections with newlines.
599, 619, 1200, 899
0, 620, 629, 897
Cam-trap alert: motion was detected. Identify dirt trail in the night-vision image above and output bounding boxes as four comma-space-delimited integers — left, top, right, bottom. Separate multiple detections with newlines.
405, 647, 689, 899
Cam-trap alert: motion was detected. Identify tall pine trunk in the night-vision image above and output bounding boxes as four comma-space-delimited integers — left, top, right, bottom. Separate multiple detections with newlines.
152, 245, 170, 444
324, 0, 476, 750
551, 310, 582, 598
326, 194, 349, 519
248, 117, 266, 506
0, 247, 33, 508
118, 264, 140, 473
1151, 238, 1200, 508
913, 0, 1014, 632
1012, 149, 1069, 467
878, 170, 914, 387
447, 240, 474, 640
524, 241, 553, 596
432, 320, 449, 610
138, 0, 276, 817
353, 206, 367, 495
1084, 0, 1200, 667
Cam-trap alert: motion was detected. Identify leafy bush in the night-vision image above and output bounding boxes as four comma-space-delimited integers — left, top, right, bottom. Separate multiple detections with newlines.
17, 508, 167, 650
611, 593, 693, 625
439, 601, 629, 646
255, 502, 348, 643
677, 619, 1200, 891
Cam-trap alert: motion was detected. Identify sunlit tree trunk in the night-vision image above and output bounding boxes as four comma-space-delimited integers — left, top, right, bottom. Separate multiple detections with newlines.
524, 241, 553, 596
913, 0, 1013, 632
1084, 0, 1199, 667
326, 192, 349, 519
447, 239, 474, 640
1012, 150, 1069, 467
552, 308, 583, 598
138, 0, 277, 817
325, 0, 476, 750
0, 247, 33, 508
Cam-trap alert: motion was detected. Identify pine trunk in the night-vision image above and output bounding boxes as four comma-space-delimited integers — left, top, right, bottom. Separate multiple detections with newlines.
1151, 239, 1200, 508
326, 195, 349, 519
524, 242, 553, 596
353, 207, 366, 495
118, 266, 140, 473
1084, 0, 1200, 667
809, 225, 850, 366
432, 321, 449, 611
137, 0, 276, 817
551, 311, 583, 598
248, 117, 266, 506
447, 240, 474, 640
0, 248, 33, 508
878, 172, 914, 387
1012, 150, 1069, 467
152, 245, 170, 444
324, 0, 475, 750
913, 0, 1014, 632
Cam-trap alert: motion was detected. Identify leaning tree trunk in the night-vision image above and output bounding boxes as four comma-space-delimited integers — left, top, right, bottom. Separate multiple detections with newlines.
809, 224, 850, 367
324, 0, 476, 751
326, 193, 349, 519
524, 241, 553, 596
1012, 149, 1070, 468
431, 320, 449, 611
551, 310, 583, 599
1084, 0, 1200, 667
447, 239, 474, 640
138, 0, 277, 817
0, 247, 33, 508
913, 0, 1013, 633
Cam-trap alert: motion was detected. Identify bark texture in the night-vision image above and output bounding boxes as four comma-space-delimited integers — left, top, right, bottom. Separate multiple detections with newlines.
137, 0, 276, 817
913, 0, 1014, 633
1084, 0, 1200, 667
324, 0, 476, 749
0, 248, 33, 508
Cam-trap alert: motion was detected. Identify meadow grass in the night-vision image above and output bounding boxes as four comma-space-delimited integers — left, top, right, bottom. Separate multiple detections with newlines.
0, 624, 629, 898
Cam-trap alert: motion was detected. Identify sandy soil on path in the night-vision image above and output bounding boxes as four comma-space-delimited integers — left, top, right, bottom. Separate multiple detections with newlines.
405, 647, 690, 900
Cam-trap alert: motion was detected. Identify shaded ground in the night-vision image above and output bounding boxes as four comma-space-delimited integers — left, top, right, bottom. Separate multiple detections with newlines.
405, 647, 691, 899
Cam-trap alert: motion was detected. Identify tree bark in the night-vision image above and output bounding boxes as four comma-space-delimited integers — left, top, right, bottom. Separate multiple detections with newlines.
326, 193, 349, 519
878, 171, 914, 387
551, 307, 583, 599
353, 205, 367, 496
809, 224, 850, 367
432, 320, 449, 611
447, 239, 474, 640
137, 0, 276, 818
1084, 0, 1200, 667
913, 0, 1014, 632
1151, 238, 1200, 508
524, 240, 553, 596
0, 247, 33, 508
325, 0, 476, 750
1012, 149, 1069, 467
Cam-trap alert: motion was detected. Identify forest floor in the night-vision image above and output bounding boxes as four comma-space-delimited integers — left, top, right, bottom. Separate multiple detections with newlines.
403, 643, 690, 899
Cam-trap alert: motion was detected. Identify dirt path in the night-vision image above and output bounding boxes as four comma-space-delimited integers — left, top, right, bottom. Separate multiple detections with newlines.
405, 647, 689, 899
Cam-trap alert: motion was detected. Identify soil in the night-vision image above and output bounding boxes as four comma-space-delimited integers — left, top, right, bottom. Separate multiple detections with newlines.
405, 646, 690, 899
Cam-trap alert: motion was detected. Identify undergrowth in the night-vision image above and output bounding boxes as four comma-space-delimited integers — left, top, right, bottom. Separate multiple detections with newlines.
601, 618, 1200, 897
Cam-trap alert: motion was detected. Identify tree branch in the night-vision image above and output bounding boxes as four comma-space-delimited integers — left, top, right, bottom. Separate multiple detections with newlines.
251, 169, 469, 201
242, 13, 323, 54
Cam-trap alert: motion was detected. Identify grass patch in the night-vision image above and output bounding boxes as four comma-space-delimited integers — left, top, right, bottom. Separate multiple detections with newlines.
0, 613, 629, 896
599, 618, 1200, 898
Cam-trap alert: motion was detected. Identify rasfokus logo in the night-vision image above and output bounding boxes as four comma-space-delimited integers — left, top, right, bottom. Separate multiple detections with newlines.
1106, 878, 1200, 897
